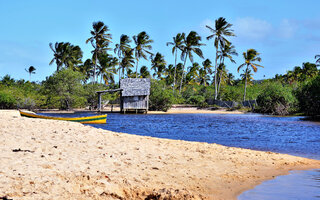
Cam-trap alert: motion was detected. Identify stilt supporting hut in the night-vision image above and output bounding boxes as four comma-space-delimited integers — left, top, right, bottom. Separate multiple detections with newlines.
96, 78, 150, 113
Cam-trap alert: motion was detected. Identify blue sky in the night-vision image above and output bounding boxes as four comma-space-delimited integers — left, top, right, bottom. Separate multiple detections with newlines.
0, 0, 319, 82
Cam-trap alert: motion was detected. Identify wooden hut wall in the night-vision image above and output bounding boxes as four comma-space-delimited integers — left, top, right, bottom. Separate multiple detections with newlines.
122, 96, 148, 110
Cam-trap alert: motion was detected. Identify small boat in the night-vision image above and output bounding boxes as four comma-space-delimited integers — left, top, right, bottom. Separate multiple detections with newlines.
19, 110, 107, 124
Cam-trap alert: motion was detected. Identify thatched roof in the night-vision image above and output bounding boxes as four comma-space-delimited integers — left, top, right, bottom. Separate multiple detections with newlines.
120, 78, 150, 97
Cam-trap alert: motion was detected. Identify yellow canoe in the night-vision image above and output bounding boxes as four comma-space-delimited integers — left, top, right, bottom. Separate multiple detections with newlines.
19, 110, 107, 124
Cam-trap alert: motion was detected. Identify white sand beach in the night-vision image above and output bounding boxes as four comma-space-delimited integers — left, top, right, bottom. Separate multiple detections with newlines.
0, 110, 319, 200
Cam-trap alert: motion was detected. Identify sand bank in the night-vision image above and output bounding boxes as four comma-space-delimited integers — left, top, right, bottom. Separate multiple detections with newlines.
0, 110, 319, 200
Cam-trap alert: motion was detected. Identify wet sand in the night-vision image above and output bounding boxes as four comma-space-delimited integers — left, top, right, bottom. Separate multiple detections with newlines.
1, 110, 319, 200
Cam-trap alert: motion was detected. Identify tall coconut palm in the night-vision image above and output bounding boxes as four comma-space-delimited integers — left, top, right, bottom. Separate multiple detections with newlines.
120, 49, 135, 78
151, 52, 166, 79
237, 49, 263, 101
202, 59, 213, 85
226, 73, 235, 86
217, 63, 228, 97
49, 42, 65, 71
97, 53, 118, 85
217, 43, 237, 96
62, 43, 83, 70
165, 64, 175, 85
139, 66, 151, 78
77, 59, 94, 83
198, 68, 210, 86
49, 42, 83, 71
166, 33, 185, 90
114, 34, 132, 82
86, 21, 112, 82
25, 66, 36, 81
179, 31, 204, 93
206, 17, 235, 100
186, 62, 200, 85
240, 68, 254, 86
133, 31, 153, 78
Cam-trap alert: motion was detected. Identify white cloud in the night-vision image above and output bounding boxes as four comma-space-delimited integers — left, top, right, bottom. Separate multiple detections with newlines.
278, 19, 297, 39
233, 17, 272, 40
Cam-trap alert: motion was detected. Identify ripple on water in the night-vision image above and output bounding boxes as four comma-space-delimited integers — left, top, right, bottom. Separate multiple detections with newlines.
43, 112, 320, 199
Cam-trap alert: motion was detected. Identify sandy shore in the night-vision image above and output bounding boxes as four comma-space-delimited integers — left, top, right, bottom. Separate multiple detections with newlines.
1, 110, 319, 200
38, 106, 244, 115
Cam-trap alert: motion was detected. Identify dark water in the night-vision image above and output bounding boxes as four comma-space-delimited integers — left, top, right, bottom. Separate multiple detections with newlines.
42, 112, 320, 199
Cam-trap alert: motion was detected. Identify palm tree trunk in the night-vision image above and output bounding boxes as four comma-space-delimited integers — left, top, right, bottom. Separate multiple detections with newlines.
179, 53, 188, 94
217, 57, 225, 99
118, 56, 121, 85
135, 59, 139, 78
94, 52, 97, 83
173, 49, 177, 92
214, 51, 218, 100
243, 66, 248, 102
217, 71, 222, 99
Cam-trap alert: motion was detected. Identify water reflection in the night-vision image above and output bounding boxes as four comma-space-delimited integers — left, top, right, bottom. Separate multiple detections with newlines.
238, 170, 320, 200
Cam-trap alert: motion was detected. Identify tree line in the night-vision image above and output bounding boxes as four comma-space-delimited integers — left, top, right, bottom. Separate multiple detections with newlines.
1, 17, 320, 116
48, 17, 265, 101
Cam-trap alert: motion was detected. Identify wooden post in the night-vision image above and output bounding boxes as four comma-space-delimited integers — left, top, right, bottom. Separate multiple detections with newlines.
98, 93, 102, 112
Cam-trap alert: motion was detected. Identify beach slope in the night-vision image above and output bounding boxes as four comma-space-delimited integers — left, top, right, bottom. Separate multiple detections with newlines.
1, 110, 319, 200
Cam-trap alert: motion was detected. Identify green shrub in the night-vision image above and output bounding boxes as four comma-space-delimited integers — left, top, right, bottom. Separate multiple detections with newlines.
42, 68, 85, 110
0, 91, 16, 109
296, 75, 320, 116
149, 80, 174, 112
256, 82, 297, 115
187, 95, 205, 105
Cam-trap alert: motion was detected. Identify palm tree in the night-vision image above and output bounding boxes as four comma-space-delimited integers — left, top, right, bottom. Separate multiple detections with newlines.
165, 64, 175, 85
77, 59, 94, 83
217, 63, 228, 97
216, 44, 237, 97
206, 17, 235, 100
133, 31, 153, 78
49, 42, 83, 71
237, 49, 263, 101
198, 67, 210, 86
241, 68, 254, 84
126, 68, 135, 78
120, 49, 135, 78
49, 42, 64, 71
25, 66, 36, 81
114, 34, 132, 82
179, 31, 204, 93
86, 21, 112, 82
315, 54, 320, 67
285, 70, 295, 84
97, 53, 118, 85
226, 73, 235, 86
139, 66, 151, 78
201, 59, 213, 86
151, 52, 166, 79
167, 33, 185, 90
62, 43, 83, 70
293, 66, 303, 82
301, 62, 318, 80
186, 62, 200, 85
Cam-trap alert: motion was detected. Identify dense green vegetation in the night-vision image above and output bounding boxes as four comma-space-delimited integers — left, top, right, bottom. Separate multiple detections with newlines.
1, 18, 320, 116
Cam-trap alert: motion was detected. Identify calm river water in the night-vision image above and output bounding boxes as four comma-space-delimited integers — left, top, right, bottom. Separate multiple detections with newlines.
44, 112, 320, 199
